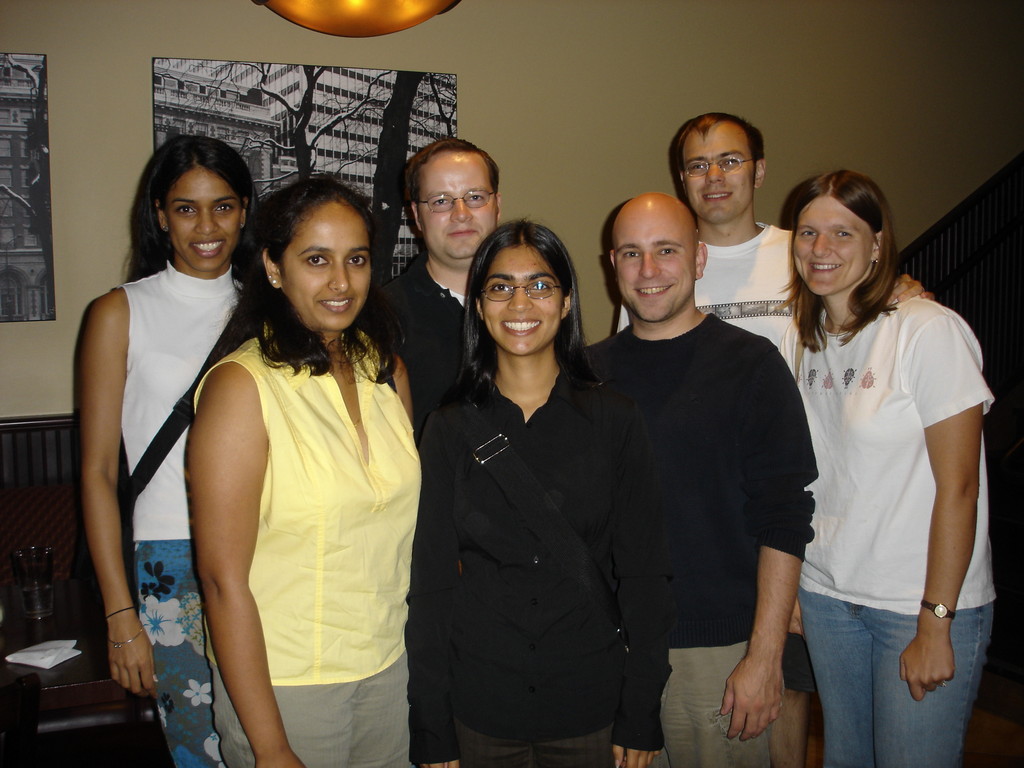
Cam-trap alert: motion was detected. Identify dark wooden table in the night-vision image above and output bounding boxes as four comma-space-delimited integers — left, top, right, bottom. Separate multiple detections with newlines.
0, 579, 155, 731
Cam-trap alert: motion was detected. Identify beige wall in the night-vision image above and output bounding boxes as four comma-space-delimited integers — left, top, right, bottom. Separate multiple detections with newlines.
2, 0, 1022, 417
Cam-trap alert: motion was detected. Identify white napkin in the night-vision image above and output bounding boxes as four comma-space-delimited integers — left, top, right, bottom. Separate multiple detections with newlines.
5, 639, 82, 669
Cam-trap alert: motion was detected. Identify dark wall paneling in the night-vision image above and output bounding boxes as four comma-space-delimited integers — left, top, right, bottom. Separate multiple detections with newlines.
0, 416, 79, 489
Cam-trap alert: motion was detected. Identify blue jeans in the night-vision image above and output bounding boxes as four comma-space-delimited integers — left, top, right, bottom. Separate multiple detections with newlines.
799, 588, 992, 768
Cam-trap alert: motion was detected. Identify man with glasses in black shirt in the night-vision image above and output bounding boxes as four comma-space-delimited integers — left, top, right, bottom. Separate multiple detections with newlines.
385, 138, 501, 438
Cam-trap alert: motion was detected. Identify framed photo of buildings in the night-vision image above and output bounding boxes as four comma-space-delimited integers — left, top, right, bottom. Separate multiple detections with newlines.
0, 53, 54, 323
152, 58, 457, 281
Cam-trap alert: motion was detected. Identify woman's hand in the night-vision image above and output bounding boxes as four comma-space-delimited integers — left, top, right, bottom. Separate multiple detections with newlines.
612, 745, 660, 768
899, 617, 955, 701
106, 610, 156, 696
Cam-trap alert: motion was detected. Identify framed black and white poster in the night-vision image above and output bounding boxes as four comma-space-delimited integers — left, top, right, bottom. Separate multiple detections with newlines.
153, 58, 457, 280
0, 53, 54, 322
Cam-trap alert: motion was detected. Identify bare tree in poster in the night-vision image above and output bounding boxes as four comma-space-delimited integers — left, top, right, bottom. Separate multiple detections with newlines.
372, 72, 457, 282
372, 71, 422, 284
153, 59, 456, 277
226, 63, 393, 183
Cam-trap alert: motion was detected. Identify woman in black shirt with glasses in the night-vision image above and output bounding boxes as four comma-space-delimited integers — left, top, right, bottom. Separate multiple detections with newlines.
406, 220, 674, 768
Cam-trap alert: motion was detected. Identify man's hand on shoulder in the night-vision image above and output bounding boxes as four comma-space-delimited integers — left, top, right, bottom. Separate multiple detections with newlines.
892, 273, 934, 303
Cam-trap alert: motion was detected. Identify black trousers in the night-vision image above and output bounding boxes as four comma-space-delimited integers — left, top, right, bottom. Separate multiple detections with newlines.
455, 719, 615, 768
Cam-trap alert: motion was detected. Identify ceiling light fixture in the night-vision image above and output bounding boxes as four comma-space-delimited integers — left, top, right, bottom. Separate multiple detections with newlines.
252, 0, 463, 38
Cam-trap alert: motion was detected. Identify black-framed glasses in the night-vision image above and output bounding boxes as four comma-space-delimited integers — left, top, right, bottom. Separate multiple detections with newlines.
418, 190, 496, 213
682, 157, 754, 177
481, 280, 561, 302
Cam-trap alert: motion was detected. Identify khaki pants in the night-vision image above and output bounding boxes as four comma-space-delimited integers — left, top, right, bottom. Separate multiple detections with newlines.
654, 644, 770, 768
212, 654, 409, 768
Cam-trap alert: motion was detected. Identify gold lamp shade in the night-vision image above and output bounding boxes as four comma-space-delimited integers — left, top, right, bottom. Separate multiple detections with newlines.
254, 0, 458, 37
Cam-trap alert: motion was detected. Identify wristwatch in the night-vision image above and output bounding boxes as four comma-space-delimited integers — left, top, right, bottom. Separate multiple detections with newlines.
921, 599, 956, 619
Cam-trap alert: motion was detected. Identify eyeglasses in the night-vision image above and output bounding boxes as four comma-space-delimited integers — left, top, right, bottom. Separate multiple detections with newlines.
481, 280, 561, 302
417, 190, 496, 213
682, 157, 754, 177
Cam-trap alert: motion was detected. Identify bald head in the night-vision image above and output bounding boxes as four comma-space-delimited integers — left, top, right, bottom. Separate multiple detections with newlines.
612, 193, 699, 251
610, 192, 707, 340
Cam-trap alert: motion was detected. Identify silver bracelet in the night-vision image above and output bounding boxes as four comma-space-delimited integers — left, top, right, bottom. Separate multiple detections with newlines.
109, 626, 146, 648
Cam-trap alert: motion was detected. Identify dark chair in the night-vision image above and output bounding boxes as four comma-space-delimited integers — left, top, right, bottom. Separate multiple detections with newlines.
0, 673, 41, 768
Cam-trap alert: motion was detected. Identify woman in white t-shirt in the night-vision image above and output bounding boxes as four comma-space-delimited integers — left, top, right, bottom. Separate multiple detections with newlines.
780, 170, 994, 768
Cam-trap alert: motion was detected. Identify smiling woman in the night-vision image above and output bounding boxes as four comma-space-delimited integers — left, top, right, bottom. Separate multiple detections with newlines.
407, 220, 674, 768
189, 175, 419, 768
781, 170, 995, 767
78, 135, 259, 768
156, 167, 247, 280
477, 245, 569, 368
264, 200, 372, 343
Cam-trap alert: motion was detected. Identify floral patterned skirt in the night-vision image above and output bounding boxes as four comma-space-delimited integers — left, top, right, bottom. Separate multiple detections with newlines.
136, 539, 223, 768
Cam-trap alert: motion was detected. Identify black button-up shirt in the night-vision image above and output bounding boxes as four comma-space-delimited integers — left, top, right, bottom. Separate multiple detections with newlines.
384, 253, 464, 439
407, 375, 674, 764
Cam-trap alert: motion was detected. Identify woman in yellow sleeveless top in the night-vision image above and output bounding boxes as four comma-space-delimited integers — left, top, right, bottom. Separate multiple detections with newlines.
189, 176, 419, 768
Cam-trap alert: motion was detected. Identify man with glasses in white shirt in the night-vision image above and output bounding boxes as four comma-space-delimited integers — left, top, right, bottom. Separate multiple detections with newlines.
673, 114, 813, 768
618, 113, 791, 344
385, 138, 501, 437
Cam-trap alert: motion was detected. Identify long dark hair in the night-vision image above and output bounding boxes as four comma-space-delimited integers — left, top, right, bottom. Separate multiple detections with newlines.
128, 135, 259, 282
214, 175, 399, 380
785, 170, 898, 352
452, 219, 598, 405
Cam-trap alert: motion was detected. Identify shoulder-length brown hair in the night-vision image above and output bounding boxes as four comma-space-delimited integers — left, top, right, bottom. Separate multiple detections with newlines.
785, 170, 899, 352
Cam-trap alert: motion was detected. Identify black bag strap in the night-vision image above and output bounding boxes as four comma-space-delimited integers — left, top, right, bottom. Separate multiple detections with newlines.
76, 344, 225, 604
450, 402, 627, 647
129, 344, 222, 492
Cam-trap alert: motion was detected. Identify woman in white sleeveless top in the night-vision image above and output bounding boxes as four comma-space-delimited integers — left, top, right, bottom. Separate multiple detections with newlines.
79, 136, 258, 767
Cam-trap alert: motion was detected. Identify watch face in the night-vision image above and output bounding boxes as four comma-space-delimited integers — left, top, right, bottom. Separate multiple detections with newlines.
934, 604, 949, 618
